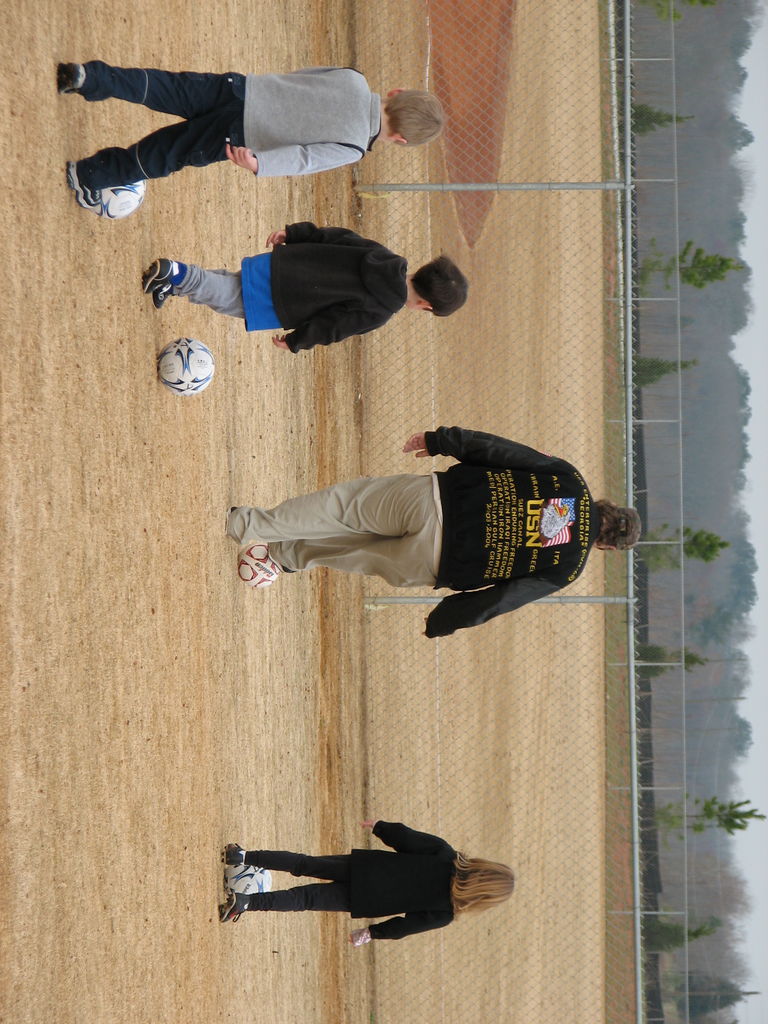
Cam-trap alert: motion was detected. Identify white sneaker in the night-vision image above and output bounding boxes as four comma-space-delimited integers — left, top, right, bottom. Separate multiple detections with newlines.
237, 543, 282, 588
66, 161, 102, 213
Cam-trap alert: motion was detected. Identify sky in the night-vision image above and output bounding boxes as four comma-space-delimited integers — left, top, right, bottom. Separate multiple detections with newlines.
729, 5, 768, 1022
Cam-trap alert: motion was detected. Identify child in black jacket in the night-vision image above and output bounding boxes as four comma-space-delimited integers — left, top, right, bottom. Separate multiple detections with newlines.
219, 820, 515, 943
142, 222, 468, 352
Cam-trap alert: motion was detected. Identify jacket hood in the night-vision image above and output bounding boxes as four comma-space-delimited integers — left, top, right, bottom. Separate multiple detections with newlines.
359, 248, 408, 311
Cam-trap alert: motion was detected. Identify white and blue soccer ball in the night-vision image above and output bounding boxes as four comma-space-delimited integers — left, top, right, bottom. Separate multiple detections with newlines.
98, 180, 146, 220
157, 338, 216, 396
224, 862, 272, 896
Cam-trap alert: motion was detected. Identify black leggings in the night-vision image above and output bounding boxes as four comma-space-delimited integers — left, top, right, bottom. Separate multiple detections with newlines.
74, 62, 247, 188
244, 851, 352, 912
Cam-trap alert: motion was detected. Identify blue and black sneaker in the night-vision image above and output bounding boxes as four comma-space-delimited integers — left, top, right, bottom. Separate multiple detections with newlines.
222, 843, 246, 866
142, 259, 175, 310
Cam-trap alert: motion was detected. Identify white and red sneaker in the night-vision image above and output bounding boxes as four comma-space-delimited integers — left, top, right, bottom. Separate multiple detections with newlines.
237, 543, 282, 588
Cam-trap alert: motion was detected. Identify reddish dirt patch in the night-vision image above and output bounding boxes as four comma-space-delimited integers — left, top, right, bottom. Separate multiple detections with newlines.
428, 0, 516, 246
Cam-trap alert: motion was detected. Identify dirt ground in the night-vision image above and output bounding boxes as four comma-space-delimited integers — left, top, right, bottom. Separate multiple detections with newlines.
1, 1, 617, 1022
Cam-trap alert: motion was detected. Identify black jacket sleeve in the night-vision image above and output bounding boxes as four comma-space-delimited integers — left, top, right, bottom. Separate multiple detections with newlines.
424, 577, 561, 638
284, 222, 379, 248
284, 305, 390, 352
372, 821, 455, 856
368, 910, 454, 940
425, 426, 577, 475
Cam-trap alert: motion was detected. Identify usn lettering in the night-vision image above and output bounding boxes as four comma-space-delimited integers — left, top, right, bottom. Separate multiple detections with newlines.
525, 498, 544, 547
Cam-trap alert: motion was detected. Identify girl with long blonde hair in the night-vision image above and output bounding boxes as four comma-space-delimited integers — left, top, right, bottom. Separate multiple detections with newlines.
220, 819, 515, 944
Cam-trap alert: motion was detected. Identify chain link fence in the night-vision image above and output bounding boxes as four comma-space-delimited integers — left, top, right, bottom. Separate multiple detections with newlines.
630, 4, 732, 1022
330, 2, 640, 1021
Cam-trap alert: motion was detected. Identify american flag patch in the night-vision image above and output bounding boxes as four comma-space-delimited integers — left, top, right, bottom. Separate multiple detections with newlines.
540, 498, 576, 546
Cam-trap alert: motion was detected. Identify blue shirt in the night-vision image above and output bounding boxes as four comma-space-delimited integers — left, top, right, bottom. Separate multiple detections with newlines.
240, 252, 281, 332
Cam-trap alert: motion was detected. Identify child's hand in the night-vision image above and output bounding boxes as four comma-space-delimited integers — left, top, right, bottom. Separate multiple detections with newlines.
225, 143, 259, 173
271, 335, 290, 350
349, 928, 371, 947
402, 433, 429, 457
266, 230, 287, 247
361, 819, 377, 829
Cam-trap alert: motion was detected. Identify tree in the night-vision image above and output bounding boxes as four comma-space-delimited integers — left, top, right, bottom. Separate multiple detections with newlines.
636, 526, 729, 569
635, 540, 679, 571
680, 973, 757, 1019
637, 238, 672, 293
638, 239, 743, 295
692, 797, 765, 835
680, 649, 708, 671
635, 356, 697, 387
728, 115, 754, 151
631, 103, 692, 135
656, 796, 765, 838
682, 527, 730, 562
636, 643, 708, 677
643, 915, 719, 952
678, 240, 744, 289
640, 0, 719, 20
734, 716, 753, 758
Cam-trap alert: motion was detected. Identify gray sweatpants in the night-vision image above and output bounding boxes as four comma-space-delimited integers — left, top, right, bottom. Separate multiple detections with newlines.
227, 475, 441, 588
174, 264, 245, 319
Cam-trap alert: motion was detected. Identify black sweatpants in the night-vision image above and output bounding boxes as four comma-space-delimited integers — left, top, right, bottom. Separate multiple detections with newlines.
243, 851, 352, 913
74, 61, 247, 188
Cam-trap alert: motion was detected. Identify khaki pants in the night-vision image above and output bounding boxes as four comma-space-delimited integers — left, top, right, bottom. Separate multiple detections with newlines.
227, 475, 440, 588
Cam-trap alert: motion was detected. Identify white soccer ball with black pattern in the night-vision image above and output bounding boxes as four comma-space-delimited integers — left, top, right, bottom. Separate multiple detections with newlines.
157, 338, 216, 396
98, 180, 146, 219
224, 862, 273, 896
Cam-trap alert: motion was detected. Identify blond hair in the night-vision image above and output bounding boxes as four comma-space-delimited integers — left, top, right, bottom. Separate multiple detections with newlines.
384, 90, 445, 145
450, 853, 516, 915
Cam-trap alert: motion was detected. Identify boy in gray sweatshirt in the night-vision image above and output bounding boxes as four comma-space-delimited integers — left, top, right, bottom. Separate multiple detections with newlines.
58, 61, 444, 213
